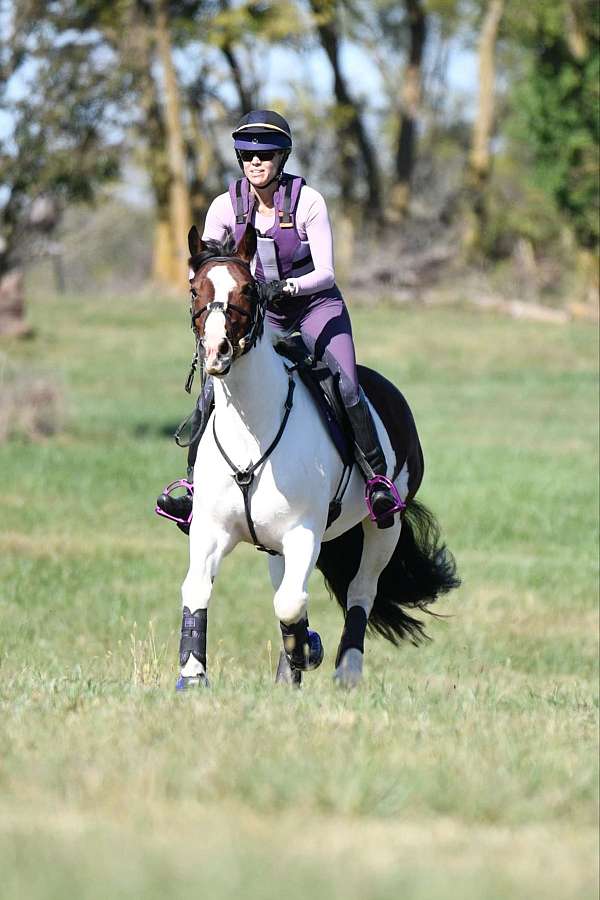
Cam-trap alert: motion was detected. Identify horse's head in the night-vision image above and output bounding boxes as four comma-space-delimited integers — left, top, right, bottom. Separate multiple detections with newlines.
187, 224, 262, 377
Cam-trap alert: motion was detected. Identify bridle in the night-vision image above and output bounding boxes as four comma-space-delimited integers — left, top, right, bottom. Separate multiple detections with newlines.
184, 253, 296, 557
187, 256, 266, 391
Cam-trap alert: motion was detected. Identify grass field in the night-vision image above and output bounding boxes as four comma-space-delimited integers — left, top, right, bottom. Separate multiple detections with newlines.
0, 290, 598, 899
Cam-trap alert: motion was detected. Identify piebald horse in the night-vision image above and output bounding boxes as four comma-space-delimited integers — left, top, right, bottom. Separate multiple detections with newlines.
175, 224, 459, 689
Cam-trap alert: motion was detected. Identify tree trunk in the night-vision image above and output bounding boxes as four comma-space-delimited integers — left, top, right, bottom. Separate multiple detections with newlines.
0, 269, 30, 338
221, 43, 255, 115
464, 0, 504, 253
218, 1, 255, 114
126, 4, 174, 284
390, 0, 427, 222
154, 0, 192, 287
187, 105, 218, 226
309, 0, 382, 218
565, 0, 588, 61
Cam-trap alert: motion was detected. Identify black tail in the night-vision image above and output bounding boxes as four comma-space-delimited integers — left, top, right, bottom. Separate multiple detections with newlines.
316, 499, 461, 646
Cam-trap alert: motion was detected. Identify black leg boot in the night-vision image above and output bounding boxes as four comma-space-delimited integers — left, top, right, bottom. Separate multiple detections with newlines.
280, 618, 324, 671
345, 390, 402, 529
156, 380, 214, 533
175, 607, 209, 690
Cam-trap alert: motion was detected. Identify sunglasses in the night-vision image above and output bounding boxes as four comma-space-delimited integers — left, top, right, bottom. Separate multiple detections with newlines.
239, 150, 278, 162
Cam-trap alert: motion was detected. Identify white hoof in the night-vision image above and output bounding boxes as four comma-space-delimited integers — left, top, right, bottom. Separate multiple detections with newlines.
333, 648, 363, 689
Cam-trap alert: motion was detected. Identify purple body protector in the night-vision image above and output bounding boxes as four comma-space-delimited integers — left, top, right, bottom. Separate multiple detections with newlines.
229, 175, 359, 405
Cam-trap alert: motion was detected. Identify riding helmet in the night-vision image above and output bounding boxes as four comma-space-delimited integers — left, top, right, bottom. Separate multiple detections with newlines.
232, 110, 292, 178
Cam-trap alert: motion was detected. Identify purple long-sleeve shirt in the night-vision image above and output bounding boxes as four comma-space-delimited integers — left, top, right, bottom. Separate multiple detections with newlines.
201, 185, 336, 297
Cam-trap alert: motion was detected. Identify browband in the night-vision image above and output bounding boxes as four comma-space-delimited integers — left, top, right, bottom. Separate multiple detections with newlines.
192, 255, 252, 276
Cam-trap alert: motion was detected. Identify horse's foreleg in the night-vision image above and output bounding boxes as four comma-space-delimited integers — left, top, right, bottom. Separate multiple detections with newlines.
334, 518, 402, 688
176, 528, 233, 691
268, 556, 300, 687
273, 525, 323, 673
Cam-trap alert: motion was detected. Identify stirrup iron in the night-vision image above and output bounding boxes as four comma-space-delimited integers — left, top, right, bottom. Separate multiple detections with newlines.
364, 475, 405, 523
155, 479, 194, 525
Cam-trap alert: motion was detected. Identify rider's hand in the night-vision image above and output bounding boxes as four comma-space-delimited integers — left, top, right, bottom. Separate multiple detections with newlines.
259, 280, 295, 306
283, 278, 299, 296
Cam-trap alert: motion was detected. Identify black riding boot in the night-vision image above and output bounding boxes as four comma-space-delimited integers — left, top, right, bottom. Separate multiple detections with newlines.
156, 379, 214, 533
345, 390, 398, 529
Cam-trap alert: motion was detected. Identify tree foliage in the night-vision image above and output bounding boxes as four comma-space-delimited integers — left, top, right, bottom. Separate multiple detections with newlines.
0, 2, 122, 274
0, 0, 597, 302
510, 1, 599, 248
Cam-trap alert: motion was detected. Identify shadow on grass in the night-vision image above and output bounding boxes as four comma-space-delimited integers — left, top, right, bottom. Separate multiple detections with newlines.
133, 422, 181, 439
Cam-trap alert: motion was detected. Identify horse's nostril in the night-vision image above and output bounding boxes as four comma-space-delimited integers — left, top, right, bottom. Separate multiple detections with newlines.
217, 339, 230, 356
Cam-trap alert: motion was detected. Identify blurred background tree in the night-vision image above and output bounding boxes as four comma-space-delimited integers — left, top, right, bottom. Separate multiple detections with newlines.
0, 0, 597, 322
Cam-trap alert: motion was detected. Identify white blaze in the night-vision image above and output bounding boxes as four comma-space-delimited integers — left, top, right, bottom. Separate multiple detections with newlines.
207, 266, 236, 309
203, 265, 237, 369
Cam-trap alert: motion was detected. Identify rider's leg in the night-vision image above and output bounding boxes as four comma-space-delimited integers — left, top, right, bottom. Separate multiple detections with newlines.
156, 378, 214, 529
299, 299, 398, 527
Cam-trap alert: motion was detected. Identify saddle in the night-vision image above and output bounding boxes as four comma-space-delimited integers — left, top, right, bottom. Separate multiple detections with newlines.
273, 335, 354, 467
274, 335, 419, 489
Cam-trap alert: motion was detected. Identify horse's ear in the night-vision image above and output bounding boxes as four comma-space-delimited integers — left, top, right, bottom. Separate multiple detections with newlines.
236, 224, 257, 263
188, 225, 203, 258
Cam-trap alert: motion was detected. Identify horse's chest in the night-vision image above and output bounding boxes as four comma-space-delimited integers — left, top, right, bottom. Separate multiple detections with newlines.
195, 422, 335, 533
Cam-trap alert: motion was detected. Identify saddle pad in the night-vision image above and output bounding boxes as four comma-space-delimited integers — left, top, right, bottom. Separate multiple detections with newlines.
274, 338, 353, 465
274, 340, 423, 496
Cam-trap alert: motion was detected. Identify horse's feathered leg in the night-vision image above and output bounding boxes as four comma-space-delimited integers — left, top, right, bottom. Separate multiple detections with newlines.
333, 517, 402, 688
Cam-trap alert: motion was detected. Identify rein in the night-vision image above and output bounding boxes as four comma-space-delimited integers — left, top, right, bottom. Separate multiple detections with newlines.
212, 367, 296, 556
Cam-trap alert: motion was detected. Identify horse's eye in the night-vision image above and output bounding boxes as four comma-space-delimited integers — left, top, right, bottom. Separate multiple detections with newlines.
190, 287, 197, 299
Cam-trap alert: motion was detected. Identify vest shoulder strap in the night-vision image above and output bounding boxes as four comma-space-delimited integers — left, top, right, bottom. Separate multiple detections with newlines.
231, 178, 247, 225
228, 174, 306, 228
279, 177, 295, 228
277, 174, 305, 228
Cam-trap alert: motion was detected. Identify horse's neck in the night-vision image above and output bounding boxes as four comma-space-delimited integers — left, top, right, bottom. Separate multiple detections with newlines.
213, 330, 289, 452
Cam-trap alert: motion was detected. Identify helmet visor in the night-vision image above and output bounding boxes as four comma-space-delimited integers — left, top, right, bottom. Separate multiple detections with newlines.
233, 129, 291, 152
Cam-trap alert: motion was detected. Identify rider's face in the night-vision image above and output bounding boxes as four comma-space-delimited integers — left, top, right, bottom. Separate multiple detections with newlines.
242, 151, 282, 188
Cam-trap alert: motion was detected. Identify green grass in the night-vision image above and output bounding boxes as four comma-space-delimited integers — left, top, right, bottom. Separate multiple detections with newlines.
0, 292, 598, 899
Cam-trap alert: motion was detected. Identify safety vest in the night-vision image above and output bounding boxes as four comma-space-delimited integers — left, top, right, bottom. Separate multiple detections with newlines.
229, 174, 315, 283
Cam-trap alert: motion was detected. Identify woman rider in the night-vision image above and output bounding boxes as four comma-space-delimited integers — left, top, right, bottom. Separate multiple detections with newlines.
157, 109, 397, 529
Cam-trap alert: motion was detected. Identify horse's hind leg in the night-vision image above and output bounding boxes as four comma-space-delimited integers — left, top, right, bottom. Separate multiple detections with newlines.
334, 518, 402, 688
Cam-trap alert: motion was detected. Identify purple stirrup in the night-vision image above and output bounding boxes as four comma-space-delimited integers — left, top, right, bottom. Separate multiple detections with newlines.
364, 476, 406, 523
154, 479, 194, 525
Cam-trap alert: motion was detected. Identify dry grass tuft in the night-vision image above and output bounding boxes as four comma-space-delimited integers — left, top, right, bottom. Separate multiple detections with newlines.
0, 355, 64, 442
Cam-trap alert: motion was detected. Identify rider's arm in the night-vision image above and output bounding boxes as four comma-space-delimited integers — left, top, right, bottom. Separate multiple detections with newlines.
285, 187, 336, 297
201, 193, 236, 243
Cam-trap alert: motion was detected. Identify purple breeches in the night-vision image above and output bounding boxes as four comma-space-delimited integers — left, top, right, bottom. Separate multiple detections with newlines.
266, 292, 360, 407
